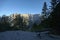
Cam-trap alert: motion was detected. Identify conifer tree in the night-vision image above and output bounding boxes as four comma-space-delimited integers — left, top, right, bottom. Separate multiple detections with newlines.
42, 2, 48, 20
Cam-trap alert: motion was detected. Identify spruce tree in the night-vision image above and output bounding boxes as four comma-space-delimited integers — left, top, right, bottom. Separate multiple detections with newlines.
41, 2, 48, 20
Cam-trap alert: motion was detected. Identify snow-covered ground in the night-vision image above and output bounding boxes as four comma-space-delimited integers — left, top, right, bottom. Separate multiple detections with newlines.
0, 30, 60, 40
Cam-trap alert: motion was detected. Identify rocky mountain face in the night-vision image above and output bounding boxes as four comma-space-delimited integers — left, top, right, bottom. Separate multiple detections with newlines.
9, 14, 41, 28
21, 14, 41, 24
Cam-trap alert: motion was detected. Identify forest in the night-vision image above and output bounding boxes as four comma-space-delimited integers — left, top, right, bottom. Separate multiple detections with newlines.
0, 0, 60, 35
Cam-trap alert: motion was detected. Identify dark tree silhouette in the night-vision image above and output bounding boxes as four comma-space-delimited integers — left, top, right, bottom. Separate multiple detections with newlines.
47, 2, 60, 35
41, 2, 48, 20
0, 15, 11, 31
50, 0, 57, 9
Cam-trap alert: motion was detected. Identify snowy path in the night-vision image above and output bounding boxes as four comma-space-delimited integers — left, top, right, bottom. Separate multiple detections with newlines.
0, 30, 60, 40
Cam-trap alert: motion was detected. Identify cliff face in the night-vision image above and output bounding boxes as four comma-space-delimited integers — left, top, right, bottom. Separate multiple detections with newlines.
9, 14, 41, 27
20, 14, 41, 24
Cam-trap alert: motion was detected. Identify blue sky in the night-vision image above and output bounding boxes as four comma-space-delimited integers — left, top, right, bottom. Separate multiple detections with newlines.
0, 0, 51, 16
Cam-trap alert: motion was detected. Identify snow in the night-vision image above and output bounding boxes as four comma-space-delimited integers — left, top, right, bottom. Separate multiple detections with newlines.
0, 30, 60, 40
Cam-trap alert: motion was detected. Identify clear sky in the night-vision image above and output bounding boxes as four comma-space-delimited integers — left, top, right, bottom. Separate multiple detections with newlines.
0, 0, 51, 16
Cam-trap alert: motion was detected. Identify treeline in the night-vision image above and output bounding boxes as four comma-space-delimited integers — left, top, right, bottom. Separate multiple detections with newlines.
42, 0, 60, 35
0, 15, 11, 31
0, 15, 29, 32
31, 0, 60, 35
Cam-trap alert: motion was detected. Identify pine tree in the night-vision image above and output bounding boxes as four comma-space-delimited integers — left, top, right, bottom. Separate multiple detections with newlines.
47, 2, 60, 35
50, 0, 57, 9
41, 2, 48, 20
